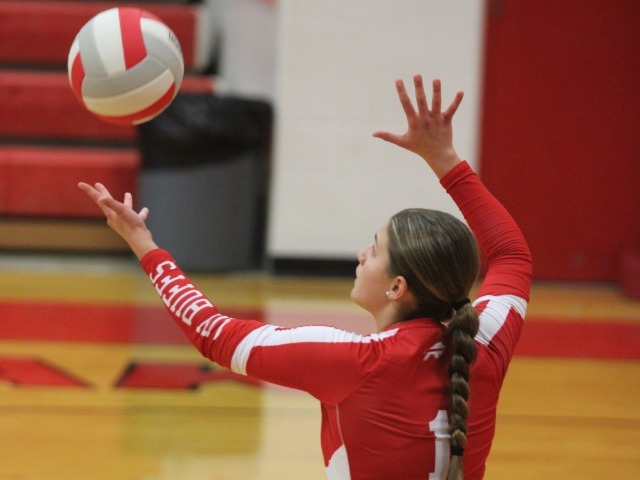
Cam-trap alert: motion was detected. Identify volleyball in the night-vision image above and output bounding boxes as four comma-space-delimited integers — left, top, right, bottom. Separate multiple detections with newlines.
67, 7, 184, 125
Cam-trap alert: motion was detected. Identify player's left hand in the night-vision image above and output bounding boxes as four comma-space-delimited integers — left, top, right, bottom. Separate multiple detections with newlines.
78, 182, 158, 259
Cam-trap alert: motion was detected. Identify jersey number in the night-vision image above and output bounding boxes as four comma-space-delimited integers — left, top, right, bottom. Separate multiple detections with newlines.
428, 410, 450, 479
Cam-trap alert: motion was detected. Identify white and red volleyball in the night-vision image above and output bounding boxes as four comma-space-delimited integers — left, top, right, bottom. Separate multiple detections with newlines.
67, 7, 184, 125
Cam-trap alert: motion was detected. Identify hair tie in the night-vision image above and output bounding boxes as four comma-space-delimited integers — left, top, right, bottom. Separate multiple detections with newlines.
452, 298, 471, 310
450, 445, 465, 457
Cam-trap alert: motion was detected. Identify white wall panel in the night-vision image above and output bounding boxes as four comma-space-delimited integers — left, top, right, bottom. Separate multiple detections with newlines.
268, 0, 485, 259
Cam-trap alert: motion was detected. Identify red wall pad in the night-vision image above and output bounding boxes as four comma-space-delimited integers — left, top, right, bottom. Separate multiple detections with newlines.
0, 1, 200, 69
479, 0, 640, 281
0, 71, 136, 142
0, 71, 215, 142
0, 146, 140, 218
619, 248, 640, 300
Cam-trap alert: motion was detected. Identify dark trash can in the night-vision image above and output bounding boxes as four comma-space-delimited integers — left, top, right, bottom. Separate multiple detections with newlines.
137, 93, 272, 271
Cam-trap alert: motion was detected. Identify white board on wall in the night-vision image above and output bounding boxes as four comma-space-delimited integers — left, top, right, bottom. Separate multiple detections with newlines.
267, 0, 485, 260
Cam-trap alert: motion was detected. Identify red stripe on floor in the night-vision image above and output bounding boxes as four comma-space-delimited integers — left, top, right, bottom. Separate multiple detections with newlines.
515, 318, 640, 360
0, 301, 262, 345
0, 301, 638, 360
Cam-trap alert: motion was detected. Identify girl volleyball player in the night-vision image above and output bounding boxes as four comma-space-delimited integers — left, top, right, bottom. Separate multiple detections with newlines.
79, 75, 532, 480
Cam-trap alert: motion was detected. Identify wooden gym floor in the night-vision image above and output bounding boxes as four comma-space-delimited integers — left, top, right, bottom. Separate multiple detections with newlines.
0, 253, 638, 480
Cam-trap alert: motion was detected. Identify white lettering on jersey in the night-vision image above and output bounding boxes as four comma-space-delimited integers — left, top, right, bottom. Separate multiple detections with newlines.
149, 260, 177, 283
161, 282, 192, 305
196, 313, 231, 338
150, 262, 214, 327
181, 297, 214, 325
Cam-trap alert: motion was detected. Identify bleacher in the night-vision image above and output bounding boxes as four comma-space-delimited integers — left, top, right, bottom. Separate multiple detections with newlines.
0, 0, 214, 252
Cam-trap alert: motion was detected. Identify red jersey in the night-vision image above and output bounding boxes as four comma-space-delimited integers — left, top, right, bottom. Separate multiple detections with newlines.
140, 161, 532, 479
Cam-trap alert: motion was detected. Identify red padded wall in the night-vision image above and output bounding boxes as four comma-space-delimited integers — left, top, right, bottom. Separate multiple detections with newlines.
0, 147, 140, 218
0, 71, 215, 142
479, 0, 640, 281
0, 1, 198, 68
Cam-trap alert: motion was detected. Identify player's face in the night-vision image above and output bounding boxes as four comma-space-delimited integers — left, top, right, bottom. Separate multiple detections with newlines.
351, 223, 394, 314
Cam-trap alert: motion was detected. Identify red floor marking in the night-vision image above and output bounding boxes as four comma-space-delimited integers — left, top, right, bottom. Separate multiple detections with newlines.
0, 301, 262, 345
0, 357, 90, 387
515, 318, 640, 360
0, 301, 638, 360
116, 361, 262, 390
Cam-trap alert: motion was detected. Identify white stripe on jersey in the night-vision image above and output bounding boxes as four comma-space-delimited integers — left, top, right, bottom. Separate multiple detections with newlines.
326, 444, 351, 480
230, 325, 399, 375
473, 294, 528, 346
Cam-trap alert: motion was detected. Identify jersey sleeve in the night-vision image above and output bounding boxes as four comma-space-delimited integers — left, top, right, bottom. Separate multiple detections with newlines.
140, 248, 389, 404
440, 162, 533, 368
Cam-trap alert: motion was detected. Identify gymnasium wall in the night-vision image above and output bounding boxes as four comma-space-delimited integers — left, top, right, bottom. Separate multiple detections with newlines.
3, 0, 636, 282
266, 0, 484, 261
264, 0, 639, 282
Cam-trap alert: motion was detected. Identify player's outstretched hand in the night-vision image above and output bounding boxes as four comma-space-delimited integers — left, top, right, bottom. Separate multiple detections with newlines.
373, 74, 464, 179
78, 182, 158, 259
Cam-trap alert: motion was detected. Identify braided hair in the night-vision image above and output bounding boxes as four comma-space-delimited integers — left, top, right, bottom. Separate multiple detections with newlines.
387, 208, 480, 479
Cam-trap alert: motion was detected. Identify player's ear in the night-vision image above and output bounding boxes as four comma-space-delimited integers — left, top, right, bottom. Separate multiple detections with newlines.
387, 275, 411, 301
